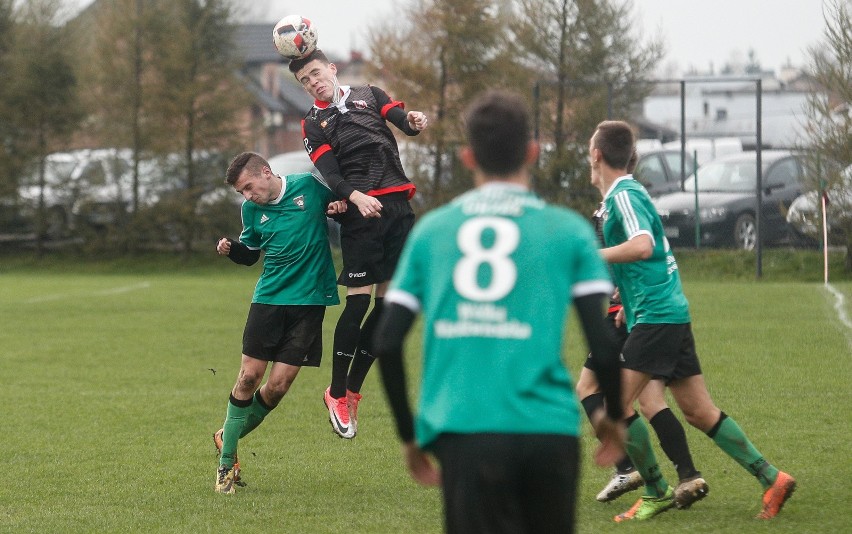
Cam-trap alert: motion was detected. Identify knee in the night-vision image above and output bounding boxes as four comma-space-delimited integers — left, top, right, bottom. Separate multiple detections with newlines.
264, 374, 296, 403
637, 397, 668, 420
236, 368, 263, 394
681, 405, 721, 432
575, 368, 598, 399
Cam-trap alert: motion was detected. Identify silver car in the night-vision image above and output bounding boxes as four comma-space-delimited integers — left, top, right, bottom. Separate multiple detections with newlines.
786, 165, 852, 245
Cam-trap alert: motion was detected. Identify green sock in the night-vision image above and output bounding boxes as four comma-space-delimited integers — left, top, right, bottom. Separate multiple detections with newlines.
708, 414, 779, 489
220, 395, 251, 468
240, 389, 274, 438
625, 414, 669, 497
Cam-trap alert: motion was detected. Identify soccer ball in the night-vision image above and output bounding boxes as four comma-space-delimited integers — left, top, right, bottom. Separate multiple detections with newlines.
272, 15, 318, 60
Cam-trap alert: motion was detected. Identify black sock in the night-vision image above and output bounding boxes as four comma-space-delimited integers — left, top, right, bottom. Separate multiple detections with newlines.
649, 408, 700, 481
331, 294, 370, 398
347, 297, 383, 393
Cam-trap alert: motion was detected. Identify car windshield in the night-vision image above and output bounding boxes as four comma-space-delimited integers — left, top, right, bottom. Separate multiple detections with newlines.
20, 160, 78, 187
684, 160, 756, 192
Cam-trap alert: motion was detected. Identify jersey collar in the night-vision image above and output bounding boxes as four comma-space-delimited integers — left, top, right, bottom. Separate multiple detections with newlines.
268, 175, 286, 205
603, 174, 634, 201
313, 86, 351, 109
478, 182, 529, 193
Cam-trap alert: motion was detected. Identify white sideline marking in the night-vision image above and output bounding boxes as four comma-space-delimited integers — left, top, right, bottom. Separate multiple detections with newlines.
25, 282, 151, 304
825, 283, 852, 346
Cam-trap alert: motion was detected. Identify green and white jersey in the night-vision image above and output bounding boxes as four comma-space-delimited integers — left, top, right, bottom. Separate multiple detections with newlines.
386, 183, 613, 448
239, 172, 339, 307
601, 175, 690, 329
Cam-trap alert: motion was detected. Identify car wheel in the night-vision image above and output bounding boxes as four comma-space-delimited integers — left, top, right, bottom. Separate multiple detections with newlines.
734, 213, 756, 250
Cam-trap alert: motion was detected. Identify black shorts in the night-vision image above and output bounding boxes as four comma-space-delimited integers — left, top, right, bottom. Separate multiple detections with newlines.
621, 323, 702, 382
242, 303, 325, 366
431, 433, 579, 534
584, 310, 629, 370
337, 192, 415, 287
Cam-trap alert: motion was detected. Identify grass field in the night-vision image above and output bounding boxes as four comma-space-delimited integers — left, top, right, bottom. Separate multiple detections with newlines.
0, 249, 850, 533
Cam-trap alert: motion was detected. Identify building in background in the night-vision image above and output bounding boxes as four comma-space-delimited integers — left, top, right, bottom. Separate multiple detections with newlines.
641, 70, 812, 151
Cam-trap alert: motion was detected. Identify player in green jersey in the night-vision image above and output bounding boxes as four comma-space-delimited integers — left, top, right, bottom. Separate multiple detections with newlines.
211, 152, 343, 494
373, 90, 626, 534
590, 121, 795, 521
577, 150, 707, 508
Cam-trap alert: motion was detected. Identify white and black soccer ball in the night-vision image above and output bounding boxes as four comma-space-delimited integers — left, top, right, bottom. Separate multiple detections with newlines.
272, 15, 318, 60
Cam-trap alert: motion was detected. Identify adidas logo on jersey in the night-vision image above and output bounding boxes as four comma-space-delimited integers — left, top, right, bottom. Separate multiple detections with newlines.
260, 214, 270, 224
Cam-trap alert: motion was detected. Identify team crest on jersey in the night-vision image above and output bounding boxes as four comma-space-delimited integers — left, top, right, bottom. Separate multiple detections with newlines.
353, 100, 367, 110
293, 195, 305, 210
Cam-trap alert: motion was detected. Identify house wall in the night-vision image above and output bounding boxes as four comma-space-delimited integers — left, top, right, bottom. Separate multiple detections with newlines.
643, 83, 810, 149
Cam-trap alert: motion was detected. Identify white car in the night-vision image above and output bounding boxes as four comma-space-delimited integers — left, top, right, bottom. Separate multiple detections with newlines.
17, 149, 140, 238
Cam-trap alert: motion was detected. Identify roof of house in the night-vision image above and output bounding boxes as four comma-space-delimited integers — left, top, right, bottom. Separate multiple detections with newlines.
235, 23, 285, 65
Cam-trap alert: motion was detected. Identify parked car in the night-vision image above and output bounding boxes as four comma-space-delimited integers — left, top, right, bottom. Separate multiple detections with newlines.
633, 149, 697, 197
786, 164, 852, 245
654, 150, 806, 250
16, 149, 140, 238
15, 149, 229, 240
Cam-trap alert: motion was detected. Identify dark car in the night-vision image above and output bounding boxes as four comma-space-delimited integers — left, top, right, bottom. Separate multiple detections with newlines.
633, 149, 697, 197
653, 150, 805, 250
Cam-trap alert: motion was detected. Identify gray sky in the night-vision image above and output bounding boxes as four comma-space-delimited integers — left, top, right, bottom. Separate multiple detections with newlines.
67, 0, 830, 75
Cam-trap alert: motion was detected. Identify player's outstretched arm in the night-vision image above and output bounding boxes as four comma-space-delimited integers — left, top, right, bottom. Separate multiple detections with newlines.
574, 292, 626, 465
216, 237, 231, 256
373, 302, 419, 444
217, 237, 260, 266
405, 111, 428, 131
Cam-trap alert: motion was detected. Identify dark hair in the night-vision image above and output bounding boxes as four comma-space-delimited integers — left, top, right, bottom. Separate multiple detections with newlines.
225, 152, 269, 185
626, 149, 638, 173
463, 90, 530, 177
288, 48, 330, 75
593, 120, 635, 170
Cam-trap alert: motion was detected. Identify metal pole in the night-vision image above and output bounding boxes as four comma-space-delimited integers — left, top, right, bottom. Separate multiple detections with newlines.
755, 78, 763, 278
693, 150, 700, 248
680, 81, 686, 191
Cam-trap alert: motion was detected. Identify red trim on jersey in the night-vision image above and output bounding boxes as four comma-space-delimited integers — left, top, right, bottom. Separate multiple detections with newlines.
368, 183, 416, 199
380, 100, 405, 119
313, 98, 331, 109
309, 144, 333, 163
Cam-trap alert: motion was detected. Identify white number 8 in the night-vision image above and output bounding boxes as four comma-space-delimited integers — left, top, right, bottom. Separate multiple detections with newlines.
453, 217, 519, 302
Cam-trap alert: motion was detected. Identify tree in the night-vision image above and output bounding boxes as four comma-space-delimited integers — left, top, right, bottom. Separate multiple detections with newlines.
0, 0, 18, 199
77, 0, 249, 252
367, 0, 661, 214
145, 0, 250, 253
800, 0, 852, 269
367, 0, 526, 209
76, 0, 164, 217
0, 0, 82, 253
510, 0, 663, 212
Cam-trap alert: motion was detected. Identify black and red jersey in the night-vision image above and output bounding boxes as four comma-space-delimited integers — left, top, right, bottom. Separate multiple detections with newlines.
301, 85, 419, 200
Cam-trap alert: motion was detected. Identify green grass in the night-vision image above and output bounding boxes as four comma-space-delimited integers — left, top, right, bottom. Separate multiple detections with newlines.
0, 249, 849, 533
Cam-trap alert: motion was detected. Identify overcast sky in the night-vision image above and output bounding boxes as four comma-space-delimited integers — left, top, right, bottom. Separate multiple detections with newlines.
66, 0, 830, 75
